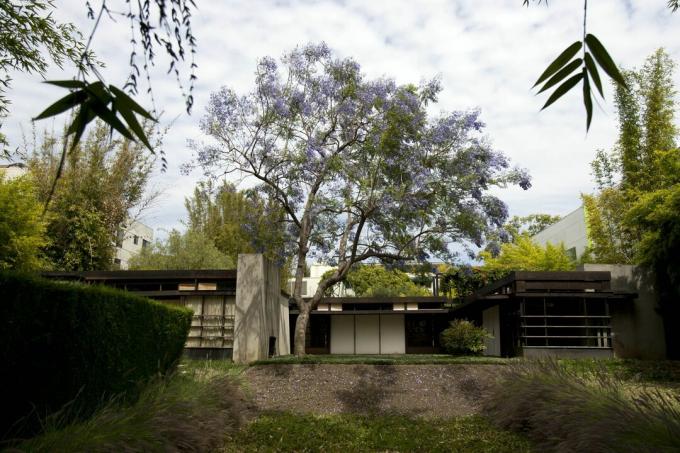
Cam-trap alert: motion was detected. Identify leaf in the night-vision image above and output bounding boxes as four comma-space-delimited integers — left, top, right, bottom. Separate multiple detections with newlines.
541, 72, 584, 110
89, 100, 135, 141
585, 34, 627, 89
84, 81, 112, 104
538, 58, 583, 94
114, 99, 154, 151
45, 80, 87, 89
67, 101, 97, 149
109, 85, 156, 121
584, 52, 604, 98
33, 90, 87, 120
533, 41, 582, 88
583, 68, 593, 131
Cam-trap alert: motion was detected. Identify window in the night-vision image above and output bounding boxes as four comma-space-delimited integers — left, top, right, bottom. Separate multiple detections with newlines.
133, 235, 139, 245
142, 239, 150, 248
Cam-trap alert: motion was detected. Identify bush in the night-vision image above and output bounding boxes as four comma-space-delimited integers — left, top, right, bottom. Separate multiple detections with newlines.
440, 319, 492, 355
483, 359, 680, 452
0, 272, 192, 440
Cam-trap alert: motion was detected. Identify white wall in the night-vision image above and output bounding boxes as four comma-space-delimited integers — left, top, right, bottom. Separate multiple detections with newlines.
355, 315, 380, 354
115, 221, 154, 269
533, 206, 588, 260
380, 314, 405, 354
330, 315, 355, 354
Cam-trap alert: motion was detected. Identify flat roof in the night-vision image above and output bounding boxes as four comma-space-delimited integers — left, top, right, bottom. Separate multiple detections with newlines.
43, 269, 237, 281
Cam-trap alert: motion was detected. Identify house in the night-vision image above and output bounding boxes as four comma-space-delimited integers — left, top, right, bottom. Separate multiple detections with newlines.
532, 206, 588, 260
114, 220, 154, 269
451, 265, 665, 359
45, 254, 290, 363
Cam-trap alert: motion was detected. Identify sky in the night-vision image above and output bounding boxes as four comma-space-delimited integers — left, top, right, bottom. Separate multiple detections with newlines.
3, 0, 680, 241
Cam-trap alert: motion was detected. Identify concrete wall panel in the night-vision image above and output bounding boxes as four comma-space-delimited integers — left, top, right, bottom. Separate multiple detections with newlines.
356, 315, 380, 354
380, 314, 405, 354
331, 315, 355, 354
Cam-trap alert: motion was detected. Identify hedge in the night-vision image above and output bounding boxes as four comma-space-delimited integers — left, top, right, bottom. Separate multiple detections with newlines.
0, 272, 192, 440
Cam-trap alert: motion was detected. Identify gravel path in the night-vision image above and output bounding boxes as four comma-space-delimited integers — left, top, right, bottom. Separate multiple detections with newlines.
243, 364, 502, 418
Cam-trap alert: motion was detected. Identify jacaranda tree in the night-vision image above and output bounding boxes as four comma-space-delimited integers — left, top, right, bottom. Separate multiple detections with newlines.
193, 43, 531, 355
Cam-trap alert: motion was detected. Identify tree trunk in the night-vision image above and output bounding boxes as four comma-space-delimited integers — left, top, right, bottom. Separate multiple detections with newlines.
294, 303, 311, 356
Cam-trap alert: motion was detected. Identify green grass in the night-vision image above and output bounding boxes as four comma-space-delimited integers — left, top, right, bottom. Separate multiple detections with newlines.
223, 412, 533, 453
252, 354, 513, 366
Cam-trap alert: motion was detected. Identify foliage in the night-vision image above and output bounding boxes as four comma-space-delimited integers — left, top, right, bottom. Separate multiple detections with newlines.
479, 235, 576, 273
128, 229, 234, 270
440, 266, 507, 300
335, 264, 431, 297
524, 1, 678, 129
0, 0, 86, 153
184, 180, 289, 268
504, 213, 561, 239
26, 122, 157, 271
0, 175, 48, 270
192, 43, 530, 354
14, 369, 245, 452
581, 190, 635, 264
484, 359, 680, 452
440, 320, 492, 356
225, 412, 532, 453
0, 271, 192, 439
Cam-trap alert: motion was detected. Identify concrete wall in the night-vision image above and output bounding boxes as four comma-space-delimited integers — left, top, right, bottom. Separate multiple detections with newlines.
579, 264, 666, 359
331, 315, 355, 354
355, 315, 380, 354
482, 306, 501, 356
115, 221, 154, 269
233, 254, 290, 363
533, 206, 588, 259
380, 314, 406, 354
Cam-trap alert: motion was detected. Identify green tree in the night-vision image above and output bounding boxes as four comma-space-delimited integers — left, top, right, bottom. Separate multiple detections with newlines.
505, 214, 562, 238
323, 265, 431, 297
0, 175, 47, 270
128, 229, 234, 270
26, 121, 156, 270
184, 180, 288, 268
581, 190, 635, 264
480, 235, 576, 273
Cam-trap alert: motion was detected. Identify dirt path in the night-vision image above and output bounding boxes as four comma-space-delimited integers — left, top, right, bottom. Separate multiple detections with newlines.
243, 364, 502, 418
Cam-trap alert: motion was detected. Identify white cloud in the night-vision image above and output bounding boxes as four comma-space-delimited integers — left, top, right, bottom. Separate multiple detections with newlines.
2, 0, 679, 240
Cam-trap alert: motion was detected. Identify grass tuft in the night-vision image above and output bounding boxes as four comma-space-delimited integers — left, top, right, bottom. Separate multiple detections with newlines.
483, 359, 680, 452
13, 364, 248, 453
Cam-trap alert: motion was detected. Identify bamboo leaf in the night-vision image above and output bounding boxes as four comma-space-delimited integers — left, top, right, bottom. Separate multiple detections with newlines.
114, 100, 154, 151
583, 68, 593, 131
45, 80, 87, 89
541, 73, 584, 110
89, 100, 135, 141
533, 41, 582, 88
584, 52, 604, 98
585, 34, 627, 89
109, 85, 156, 121
538, 58, 583, 94
34, 90, 87, 120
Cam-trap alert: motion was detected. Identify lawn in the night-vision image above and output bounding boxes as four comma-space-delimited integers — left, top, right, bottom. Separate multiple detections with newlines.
222, 412, 533, 453
252, 353, 513, 366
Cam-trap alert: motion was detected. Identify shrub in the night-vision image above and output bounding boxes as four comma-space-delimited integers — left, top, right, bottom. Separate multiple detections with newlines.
440, 319, 492, 355
0, 272, 192, 440
483, 359, 680, 452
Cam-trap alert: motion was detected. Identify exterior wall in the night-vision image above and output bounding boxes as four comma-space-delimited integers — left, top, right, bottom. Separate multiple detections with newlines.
380, 314, 406, 354
355, 315, 380, 354
533, 206, 588, 260
579, 264, 666, 359
330, 315, 355, 354
0, 164, 28, 179
115, 221, 154, 269
482, 306, 501, 356
233, 254, 290, 363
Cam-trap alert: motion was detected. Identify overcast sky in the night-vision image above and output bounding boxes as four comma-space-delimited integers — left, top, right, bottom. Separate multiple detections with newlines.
3, 0, 679, 240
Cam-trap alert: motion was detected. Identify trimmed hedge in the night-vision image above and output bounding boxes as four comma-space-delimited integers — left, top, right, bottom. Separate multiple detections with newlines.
0, 272, 192, 439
